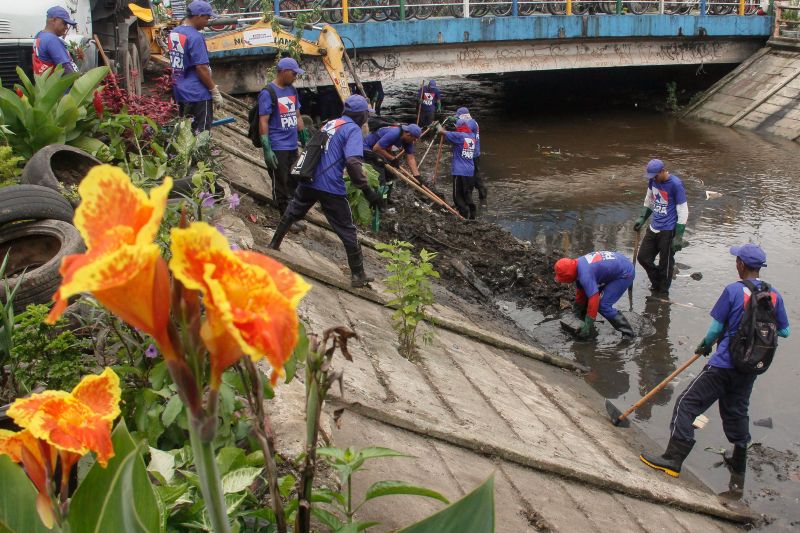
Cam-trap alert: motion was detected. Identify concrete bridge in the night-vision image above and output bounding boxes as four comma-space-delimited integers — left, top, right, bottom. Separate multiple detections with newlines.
208, 11, 774, 94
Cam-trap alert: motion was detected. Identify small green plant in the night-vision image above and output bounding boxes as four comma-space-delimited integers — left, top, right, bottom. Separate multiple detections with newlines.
345, 163, 380, 227
312, 446, 449, 531
0, 145, 23, 186
666, 81, 679, 112
9, 304, 93, 396
0, 252, 22, 398
375, 240, 439, 359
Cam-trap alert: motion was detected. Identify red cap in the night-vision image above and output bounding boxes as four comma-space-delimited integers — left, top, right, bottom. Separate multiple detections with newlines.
554, 258, 577, 283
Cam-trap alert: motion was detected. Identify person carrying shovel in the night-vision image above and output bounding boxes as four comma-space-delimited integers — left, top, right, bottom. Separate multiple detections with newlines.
554, 251, 636, 339
633, 159, 688, 295
363, 123, 423, 203
640, 244, 790, 491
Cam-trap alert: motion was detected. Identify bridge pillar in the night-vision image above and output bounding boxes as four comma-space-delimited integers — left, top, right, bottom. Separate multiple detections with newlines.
400, 0, 406, 20
616, 0, 622, 14
273, 0, 279, 16
512, 0, 518, 17
463, 0, 470, 18
567, 0, 572, 15
699, 0, 706, 14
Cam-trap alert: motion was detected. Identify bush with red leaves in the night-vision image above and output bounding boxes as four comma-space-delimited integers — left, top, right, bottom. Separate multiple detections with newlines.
100, 73, 178, 126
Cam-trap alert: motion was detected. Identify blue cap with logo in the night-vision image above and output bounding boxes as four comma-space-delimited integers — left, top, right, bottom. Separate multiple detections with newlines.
344, 94, 373, 113
187, 0, 217, 17
730, 243, 767, 269
401, 124, 422, 138
645, 159, 665, 179
428, 80, 437, 88
277, 57, 305, 74
47, 6, 78, 26
456, 107, 469, 116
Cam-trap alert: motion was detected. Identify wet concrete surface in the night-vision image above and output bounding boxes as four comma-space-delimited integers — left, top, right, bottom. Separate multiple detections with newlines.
379, 71, 799, 529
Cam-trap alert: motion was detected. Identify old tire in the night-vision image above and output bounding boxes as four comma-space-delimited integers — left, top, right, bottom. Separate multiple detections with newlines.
0, 185, 75, 225
0, 220, 85, 310
20, 144, 102, 195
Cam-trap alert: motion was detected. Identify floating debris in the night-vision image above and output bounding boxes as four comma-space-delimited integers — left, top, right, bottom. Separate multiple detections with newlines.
754, 417, 773, 429
705, 190, 723, 200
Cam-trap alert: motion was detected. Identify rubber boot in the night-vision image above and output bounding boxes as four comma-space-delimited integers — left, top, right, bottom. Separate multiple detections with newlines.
347, 248, 374, 288
640, 437, 695, 478
607, 313, 636, 337
268, 217, 294, 251
385, 182, 396, 206
724, 445, 747, 493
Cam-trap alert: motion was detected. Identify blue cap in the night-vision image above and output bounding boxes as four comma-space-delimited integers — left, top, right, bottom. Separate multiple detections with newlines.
47, 6, 77, 25
277, 57, 304, 74
730, 244, 767, 269
344, 94, 372, 113
401, 124, 422, 138
187, 0, 217, 17
428, 80, 437, 88
456, 107, 469, 116
646, 159, 665, 179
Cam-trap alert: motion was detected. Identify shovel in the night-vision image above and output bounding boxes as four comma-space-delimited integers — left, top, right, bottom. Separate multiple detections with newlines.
605, 352, 702, 427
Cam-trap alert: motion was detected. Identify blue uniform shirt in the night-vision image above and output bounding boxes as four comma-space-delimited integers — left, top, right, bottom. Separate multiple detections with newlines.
258, 83, 301, 150
646, 174, 686, 231
576, 251, 635, 297
168, 26, 211, 103
419, 86, 440, 111
444, 131, 476, 177
33, 31, 76, 74
363, 126, 414, 155
708, 280, 790, 369
466, 119, 480, 156
302, 116, 363, 196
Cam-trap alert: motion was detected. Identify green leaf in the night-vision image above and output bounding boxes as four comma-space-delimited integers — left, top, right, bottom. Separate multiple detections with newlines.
68, 420, 162, 533
161, 395, 183, 427
398, 475, 494, 533
221, 467, 263, 494
311, 508, 343, 530
148, 447, 176, 484
357, 447, 412, 461
278, 474, 295, 499
66, 66, 109, 109
364, 481, 449, 504
316, 447, 347, 462
0, 455, 61, 532
216, 447, 246, 477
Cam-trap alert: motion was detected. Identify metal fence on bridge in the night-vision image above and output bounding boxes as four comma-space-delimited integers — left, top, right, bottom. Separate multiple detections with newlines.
208, 0, 770, 27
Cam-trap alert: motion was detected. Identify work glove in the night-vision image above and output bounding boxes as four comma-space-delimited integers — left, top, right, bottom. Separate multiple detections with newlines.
671, 223, 686, 253
436, 124, 446, 134
298, 129, 310, 148
696, 338, 713, 356
436, 101, 442, 113
260, 135, 278, 170
210, 86, 224, 107
412, 174, 422, 184
576, 316, 595, 340
388, 157, 401, 168
362, 187, 386, 210
633, 206, 653, 232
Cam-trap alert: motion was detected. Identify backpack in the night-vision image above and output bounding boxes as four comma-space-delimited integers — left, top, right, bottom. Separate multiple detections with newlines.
728, 280, 779, 375
291, 120, 345, 183
247, 84, 299, 148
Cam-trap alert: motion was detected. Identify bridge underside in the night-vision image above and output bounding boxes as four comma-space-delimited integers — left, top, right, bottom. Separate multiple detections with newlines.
213, 37, 765, 95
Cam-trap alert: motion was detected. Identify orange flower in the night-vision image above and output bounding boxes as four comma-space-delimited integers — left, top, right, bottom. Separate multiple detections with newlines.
8, 368, 121, 467
169, 222, 310, 387
46, 166, 175, 358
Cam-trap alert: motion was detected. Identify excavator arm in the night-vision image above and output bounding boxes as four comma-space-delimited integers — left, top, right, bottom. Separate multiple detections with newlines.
204, 17, 352, 103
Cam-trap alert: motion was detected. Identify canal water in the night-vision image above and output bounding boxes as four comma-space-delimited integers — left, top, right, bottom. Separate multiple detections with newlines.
381, 70, 800, 528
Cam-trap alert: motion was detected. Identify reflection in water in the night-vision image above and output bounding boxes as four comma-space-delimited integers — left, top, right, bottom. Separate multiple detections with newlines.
632, 297, 677, 421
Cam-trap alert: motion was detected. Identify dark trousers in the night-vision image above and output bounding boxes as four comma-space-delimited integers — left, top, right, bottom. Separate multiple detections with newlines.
270, 149, 299, 215
283, 186, 358, 252
474, 156, 487, 200
178, 99, 213, 133
453, 175, 476, 220
637, 226, 675, 291
670, 365, 757, 447
418, 107, 435, 128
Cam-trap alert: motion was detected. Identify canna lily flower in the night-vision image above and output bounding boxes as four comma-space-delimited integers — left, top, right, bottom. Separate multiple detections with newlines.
46, 166, 175, 358
169, 222, 310, 388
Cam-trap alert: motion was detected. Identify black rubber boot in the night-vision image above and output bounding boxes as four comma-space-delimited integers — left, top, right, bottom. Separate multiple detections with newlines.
724, 445, 747, 492
607, 313, 636, 337
385, 182, 396, 206
346, 248, 374, 288
269, 217, 294, 251
640, 437, 695, 478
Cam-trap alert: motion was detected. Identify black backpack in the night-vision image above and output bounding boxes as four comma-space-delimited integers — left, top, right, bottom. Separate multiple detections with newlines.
247, 84, 299, 148
291, 120, 345, 183
728, 280, 779, 375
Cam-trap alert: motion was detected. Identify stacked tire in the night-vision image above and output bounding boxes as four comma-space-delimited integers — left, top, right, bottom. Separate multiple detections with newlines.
0, 145, 100, 310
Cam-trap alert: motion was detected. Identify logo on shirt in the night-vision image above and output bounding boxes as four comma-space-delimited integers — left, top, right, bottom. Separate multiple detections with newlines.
461, 138, 475, 160
321, 119, 346, 151
582, 251, 616, 263
422, 91, 435, 106
168, 32, 187, 72
278, 96, 298, 129
651, 186, 670, 215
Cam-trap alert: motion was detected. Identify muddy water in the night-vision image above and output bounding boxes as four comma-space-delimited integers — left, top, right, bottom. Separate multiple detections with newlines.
380, 73, 800, 527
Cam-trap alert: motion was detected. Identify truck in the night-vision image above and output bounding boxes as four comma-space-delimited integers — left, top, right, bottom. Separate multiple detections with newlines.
0, 0, 155, 94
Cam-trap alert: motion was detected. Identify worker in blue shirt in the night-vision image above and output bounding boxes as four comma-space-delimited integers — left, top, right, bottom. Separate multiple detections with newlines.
641, 244, 790, 491
33, 6, 79, 76
363, 123, 422, 200
455, 107, 487, 202
437, 119, 477, 219
258, 57, 308, 220
268, 95, 385, 288
168, 0, 223, 133
418, 80, 441, 128
554, 251, 636, 339
634, 159, 688, 294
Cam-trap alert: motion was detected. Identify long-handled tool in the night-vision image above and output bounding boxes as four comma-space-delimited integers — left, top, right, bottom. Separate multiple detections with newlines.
416, 79, 424, 125
605, 352, 702, 427
432, 133, 445, 187
385, 165, 463, 219
629, 228, 640, 311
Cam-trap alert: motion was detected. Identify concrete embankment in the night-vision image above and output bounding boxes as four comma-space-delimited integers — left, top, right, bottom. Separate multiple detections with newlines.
213, 94, 751, 531
684, 41, 800, 141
